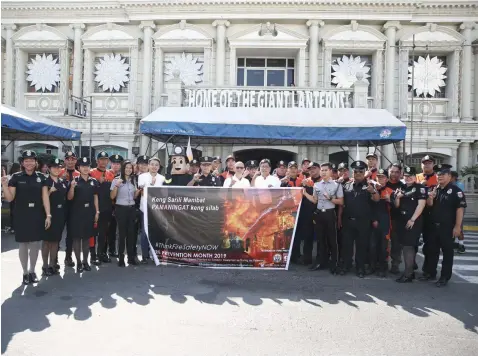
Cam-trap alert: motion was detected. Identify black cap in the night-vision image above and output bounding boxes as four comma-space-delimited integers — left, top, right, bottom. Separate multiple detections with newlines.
434, 163, 452, 175
97, 151, 109, 160
137, 155, 149, 164
21, 150, 37, 159
172, 145, 187, 157
366, 153, 378, 159
277, 160, 286, 167
307, 161, 320, 169
331, 163, 338, 171
403, 166, 417, 175
79, 157, 91, 166
351, 161, 367, 170
245, 160, 258, 168
214, 156, 222, 162
288, 161, 298, 168
64, 151, 77, 159
260, 158, 271, 166
190, 159, 199, 166
110, 154, 124, 163
338, 162, 348, 170
302, 158, 311, 164
199, 156, 214, 163
376, 168, 389, 178
48, 158, 62, 168
421, 155, 435, 163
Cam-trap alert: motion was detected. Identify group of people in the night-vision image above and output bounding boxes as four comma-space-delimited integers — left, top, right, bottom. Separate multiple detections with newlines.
1, 146, 467, 288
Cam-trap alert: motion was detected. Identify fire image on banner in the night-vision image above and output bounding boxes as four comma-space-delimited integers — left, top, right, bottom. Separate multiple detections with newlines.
146, 187, 303, 269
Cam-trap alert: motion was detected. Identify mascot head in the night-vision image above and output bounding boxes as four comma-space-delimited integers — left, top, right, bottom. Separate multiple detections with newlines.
169, 145, 189, 175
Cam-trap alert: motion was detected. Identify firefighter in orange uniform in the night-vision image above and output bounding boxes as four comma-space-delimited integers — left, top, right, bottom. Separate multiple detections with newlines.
298, 158, 311, 179
365, 153, 379, 181
89, 151, 115, 263
60, 151, 80, 267
415, 154, 437, 275
280, 161, 303, 187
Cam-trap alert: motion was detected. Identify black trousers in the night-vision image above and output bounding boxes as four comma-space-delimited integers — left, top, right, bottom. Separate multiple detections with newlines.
107, 212, 117, 254
115, 205, 137, 259
341, 218, 370, 272
370, 226, 388, 270
426, 223, 455, 280
293, 211, 314, 263
97, 211, 111, 256
390, 218, 402, 268
313, 209, 338, 268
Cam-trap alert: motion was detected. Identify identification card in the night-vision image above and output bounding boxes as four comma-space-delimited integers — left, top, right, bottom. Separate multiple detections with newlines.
28, 203, 35, 208
84, 203, 90, 208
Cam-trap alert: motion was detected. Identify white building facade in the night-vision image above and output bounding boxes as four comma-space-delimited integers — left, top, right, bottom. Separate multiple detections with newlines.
2, 0, 478, 171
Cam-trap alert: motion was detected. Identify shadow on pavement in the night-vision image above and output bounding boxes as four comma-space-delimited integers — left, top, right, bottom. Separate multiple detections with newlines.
2, 237, 478, 353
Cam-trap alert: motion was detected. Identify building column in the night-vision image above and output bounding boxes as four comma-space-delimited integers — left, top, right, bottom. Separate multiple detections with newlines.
471, 142, 478, 165
473, 41, 478, 120
70, 23, 85, 98
154, 47, 164, 107
212, 20, 230, 86
140, 21, 156, 156
460, 22, 476, 121
297, 48, 306, 87
3, 24, 16, 106
458, 142, 471, 171
229, 47, 236, 86
382, 21, 400, 167
306, 20, 324, 88
448, 147, 458, 170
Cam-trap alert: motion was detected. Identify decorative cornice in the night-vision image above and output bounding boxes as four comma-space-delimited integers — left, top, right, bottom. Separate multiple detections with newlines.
382, 21, 401, 31
306, 20, 325, 28
212, 20, 230, 27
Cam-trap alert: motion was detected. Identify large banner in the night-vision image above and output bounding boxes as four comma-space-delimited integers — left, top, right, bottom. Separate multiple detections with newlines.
146, 187, 302, 269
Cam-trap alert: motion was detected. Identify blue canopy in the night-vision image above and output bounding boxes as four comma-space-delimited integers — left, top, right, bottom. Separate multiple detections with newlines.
140, 107, 406, 146
1, 105, 81, 141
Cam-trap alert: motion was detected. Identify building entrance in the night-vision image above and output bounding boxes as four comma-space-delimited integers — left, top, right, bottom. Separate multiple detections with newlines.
234, 148, 296, 169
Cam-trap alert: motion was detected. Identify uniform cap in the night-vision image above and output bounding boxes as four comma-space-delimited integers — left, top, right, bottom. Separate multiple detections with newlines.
225, 155, 235, 162
331, 163, 338, 171
245, 160, 258, 168
338, 162, 348, 170
199, 156, 214, 163
109, 154, 124, 163
190, 159, 199, 166
79, 157, 91, 166
421, 155, 435, 163
214, 156, 222, 162
64, 151, 77, 159
403, 166, 417, 175
434, 163, 452, 175
288, 161, 298, 168
21, 150, 37, 159
277, 160, 286, 167
366, 153, 378, 159
307, 161, 320, 169
97, 151, 109, 159
172, 145, 187, 157
48, 158, 62, 167
350, 160, 367, 170
136, 155, 150, 164
377, 168, 389, 178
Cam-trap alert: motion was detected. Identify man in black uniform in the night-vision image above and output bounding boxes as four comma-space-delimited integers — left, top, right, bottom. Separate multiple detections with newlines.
108, 154, 124, 258
341, 160, 380, 277
189, 156, 222, 187
421, 164, 466, 287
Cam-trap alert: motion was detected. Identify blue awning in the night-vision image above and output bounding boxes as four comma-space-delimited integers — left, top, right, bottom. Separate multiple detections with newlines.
1, 105, 81, 141
140, 107, 406, 146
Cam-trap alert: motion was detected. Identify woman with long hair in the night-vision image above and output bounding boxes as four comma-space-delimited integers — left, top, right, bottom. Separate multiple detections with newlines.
42, 158, 68, 276
68, 157, 99, 273
111, 160, 141, 267
1, 151, 51, 285
394, 166, 427, 283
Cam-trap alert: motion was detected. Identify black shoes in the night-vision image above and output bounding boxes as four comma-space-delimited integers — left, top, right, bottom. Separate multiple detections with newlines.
457, 244, 466, 254
128, 257, 139, 266
109, 252, 119, 258
140, 258, 150, 265
357, 270, 365, 278
22, 274, 30, 285
76, 263, 84, 273
308, 264, 327, 271
41, 267, 52, 277
418, 273, 436, 281
436, 278, 448, 287
118, 259, 126, 267
82, 262, 91, 271
396, 275, 413, 283
64, 256, 75, 268
29, 272, 39, 284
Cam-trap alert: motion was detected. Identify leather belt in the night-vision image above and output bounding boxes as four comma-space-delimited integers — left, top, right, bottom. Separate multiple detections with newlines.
316, 208, 335, 213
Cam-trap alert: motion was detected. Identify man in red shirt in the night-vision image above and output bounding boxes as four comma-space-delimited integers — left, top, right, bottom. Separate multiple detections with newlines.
90, 151, 115, 263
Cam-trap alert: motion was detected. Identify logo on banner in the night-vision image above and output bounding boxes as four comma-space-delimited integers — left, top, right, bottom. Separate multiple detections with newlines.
380, 129, 392, 138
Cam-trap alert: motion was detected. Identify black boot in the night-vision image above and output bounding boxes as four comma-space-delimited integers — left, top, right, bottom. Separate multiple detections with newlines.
64, 255, 75, 268
29, 272, 39, 283
22, 274, 30, 285
118, 255, 125, 267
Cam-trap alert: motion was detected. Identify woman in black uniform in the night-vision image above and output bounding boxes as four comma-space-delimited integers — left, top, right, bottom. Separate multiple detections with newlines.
393, 166, 427, 283
1, 150, 51, 285
68, 157, 99, 273
42, 158, 68, 276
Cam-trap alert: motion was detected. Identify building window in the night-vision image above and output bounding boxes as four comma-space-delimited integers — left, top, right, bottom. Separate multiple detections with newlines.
236, 58, 295, 87
93, 54, 130, 93
408, 55, 447, 99
331, 54, 372, 95
26, 53, 61, 93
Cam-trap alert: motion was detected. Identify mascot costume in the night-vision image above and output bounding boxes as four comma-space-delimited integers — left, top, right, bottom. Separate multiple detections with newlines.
164, 145, 192, 186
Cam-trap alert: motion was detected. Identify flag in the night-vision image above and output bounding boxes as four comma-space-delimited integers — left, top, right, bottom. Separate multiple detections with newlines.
186, 137, 194, 162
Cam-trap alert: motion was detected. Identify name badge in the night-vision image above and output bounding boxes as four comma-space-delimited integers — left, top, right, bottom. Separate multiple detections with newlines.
28, 203, 35, 208
84, 203, 90, 208
57, 204, 62, 209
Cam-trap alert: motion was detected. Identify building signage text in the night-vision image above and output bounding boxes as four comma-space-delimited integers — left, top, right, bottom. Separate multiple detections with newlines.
185, 89, 350, 109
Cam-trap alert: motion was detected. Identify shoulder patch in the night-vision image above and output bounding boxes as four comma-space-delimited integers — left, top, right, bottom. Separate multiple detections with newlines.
457, 191, 463, 198
420, 188, 425, 194
447, 189, 452, 194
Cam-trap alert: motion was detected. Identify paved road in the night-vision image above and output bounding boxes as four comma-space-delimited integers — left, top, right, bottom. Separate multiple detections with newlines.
2, 232, 477, 356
